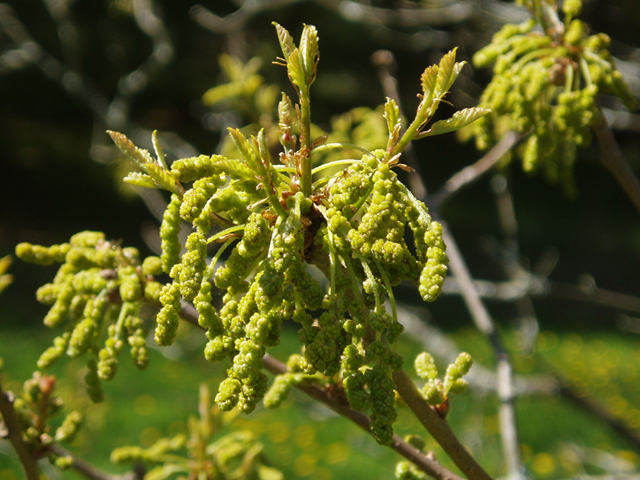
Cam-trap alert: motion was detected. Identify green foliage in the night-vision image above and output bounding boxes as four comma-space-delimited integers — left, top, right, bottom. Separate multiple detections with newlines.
462, 0, 637, 195
111, 384, 283, 480
15, 232, 161, 401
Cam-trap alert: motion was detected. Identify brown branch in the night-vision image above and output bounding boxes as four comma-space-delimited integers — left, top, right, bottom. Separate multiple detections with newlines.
392, 369, 494, 480
592, 107, 640, 216
262, 354, 465, 480
0, 379, 41, 480
433, 131, 521, 208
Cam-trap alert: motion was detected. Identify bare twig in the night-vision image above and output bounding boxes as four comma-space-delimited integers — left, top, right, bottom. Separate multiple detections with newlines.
0, 379, 41, 480
432, 131, 521, 207
314, 0, 475, 28
438, 224, 524, 479
592, 106, 640, 215
48, 444, 142, 480
190, 0, 302, 34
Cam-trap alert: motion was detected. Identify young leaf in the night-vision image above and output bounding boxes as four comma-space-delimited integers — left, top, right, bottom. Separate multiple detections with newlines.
300, 24, 319, 83
384, 97, 401, 134
416, 108, 491, 138
123, 172, 157, 189
421, 65, 438, 105
108, 131, 154, 168
215, 158, 256, 181
273, 23, 296, 61
228, 128, 260, 171
435, 48, 465, 99
145, 163, 184, 196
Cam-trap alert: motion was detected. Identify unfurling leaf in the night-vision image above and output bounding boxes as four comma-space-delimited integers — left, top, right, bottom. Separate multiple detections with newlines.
123, 172, 157, 189
108, 131, 153, 168
273, 22, 295, 61
417, 108, 491, 138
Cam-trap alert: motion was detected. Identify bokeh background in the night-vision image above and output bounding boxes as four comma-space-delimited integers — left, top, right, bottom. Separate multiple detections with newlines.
1, 1, 640, 479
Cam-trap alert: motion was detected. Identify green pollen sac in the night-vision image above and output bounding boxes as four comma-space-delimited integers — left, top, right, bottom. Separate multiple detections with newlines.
170, 154, 220, 182
155, 282, 182, 346
15, 242, 71, 266
37, 333, 71, 369
141, 256, 163, 276
70, 231, 106, 248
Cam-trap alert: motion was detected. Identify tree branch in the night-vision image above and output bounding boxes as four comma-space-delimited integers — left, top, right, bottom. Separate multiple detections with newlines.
392, 369, 494, 480
262, 354, 466, 480
0, 378, 41, 480
592, 107, 640, 216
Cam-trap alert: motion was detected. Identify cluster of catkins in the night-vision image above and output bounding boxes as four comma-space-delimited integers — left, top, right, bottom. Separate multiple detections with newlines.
11, 372, 82, 469
463, 0, 637, 195
155, 145, 448, 445
16, 231, 160, 401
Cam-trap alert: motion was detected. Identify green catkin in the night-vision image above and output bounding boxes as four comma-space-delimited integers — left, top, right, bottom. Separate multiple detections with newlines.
464, 0, 636, 192
126, 316, 149, 370
179, 231, 208, 301
37, 333, 71, 369
160, 194, 183, 274
155, 281, 181, 346
179, 175, 224, 223
15, 242, 70, 266
141, 256, 163, 276
119, 266, 142, 302
97, 336, 121, 380
55, 411, 83, 442
170, 155, 220, 182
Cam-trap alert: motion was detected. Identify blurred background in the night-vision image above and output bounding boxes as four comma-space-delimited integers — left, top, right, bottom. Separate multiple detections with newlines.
1, 1, 640, 479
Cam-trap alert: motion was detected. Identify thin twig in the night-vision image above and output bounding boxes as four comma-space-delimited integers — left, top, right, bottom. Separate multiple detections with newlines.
432, 131, 521, 208
392, 369, 494, 480
49, 443, 141, 480
314, 0, 474, 27
592, 106, 640, 216
439, 224, 525, 479
0, 379, 41, 480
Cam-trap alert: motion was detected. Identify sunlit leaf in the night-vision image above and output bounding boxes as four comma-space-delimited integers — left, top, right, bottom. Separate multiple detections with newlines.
123, 172, 157, 189
107, 131, 154, 168
417, 108, 491, 138
273, 23, 295, 61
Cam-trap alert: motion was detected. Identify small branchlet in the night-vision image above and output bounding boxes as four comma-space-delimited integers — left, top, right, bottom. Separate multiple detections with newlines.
8, 372, 82, 469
